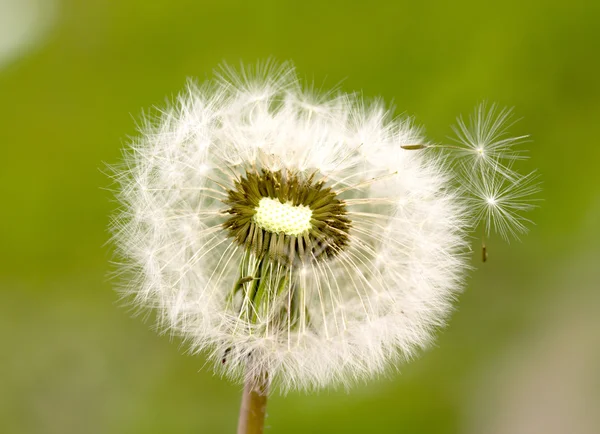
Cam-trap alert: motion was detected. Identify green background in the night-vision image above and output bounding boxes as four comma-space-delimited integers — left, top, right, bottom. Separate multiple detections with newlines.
1, 0, 599, 433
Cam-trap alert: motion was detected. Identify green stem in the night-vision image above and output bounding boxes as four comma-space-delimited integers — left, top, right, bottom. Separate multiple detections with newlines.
237, 373, 269, 434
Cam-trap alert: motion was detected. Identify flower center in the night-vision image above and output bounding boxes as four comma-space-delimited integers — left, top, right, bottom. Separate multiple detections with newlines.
222, 169, 351, 264
253, 197, 312, 236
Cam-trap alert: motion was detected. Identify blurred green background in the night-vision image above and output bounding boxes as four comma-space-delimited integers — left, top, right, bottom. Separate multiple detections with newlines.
1, 0, 599, 433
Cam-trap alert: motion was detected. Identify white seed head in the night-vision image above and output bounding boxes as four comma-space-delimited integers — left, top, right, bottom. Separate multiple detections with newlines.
110, 62, 537, 392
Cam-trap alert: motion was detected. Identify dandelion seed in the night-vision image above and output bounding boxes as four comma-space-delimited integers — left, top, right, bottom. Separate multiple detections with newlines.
461, 163, 541, 241
444, 103, 541, 259
451, 102, 529, 180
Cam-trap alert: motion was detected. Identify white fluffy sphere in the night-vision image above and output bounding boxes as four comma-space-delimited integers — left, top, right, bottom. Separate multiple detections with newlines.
112, 62, 471, 392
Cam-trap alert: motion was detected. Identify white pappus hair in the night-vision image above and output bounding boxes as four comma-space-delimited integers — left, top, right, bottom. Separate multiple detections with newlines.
110, 61, 536, 392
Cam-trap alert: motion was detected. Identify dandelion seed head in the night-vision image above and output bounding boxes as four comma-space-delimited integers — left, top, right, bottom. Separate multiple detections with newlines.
110, 62, 537, 393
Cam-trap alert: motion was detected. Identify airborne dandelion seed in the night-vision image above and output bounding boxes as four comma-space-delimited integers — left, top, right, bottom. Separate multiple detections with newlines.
110, 62, 539, 396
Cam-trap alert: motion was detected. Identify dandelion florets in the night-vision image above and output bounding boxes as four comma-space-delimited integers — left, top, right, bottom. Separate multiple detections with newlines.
110, 62, 538, 392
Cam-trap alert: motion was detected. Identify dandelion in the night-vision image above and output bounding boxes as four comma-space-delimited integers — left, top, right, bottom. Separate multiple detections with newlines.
110, 62, 538, 433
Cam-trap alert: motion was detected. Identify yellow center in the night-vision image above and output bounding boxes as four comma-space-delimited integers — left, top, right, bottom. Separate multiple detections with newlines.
253, 197, 313, 236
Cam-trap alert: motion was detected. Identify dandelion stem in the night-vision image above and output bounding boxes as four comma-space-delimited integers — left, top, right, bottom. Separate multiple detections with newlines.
237, 373, 269, 434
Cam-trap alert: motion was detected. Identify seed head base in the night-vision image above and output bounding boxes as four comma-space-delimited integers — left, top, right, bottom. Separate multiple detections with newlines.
223, 169, 351, 264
